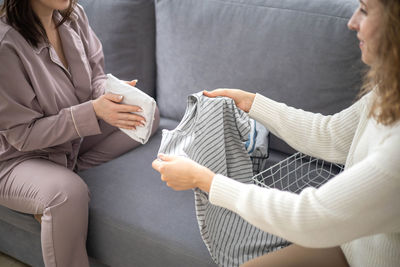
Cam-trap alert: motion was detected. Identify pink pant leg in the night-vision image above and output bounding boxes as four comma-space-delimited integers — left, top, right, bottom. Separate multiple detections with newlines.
0, 159, 90, 267
76, 107, 160, 171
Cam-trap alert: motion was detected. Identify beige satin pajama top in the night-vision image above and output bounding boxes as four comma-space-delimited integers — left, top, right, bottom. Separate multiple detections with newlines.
0, 5, 106, 175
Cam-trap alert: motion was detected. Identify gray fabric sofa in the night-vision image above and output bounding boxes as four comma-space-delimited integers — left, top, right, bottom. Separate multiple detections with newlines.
0, 0, 364, 266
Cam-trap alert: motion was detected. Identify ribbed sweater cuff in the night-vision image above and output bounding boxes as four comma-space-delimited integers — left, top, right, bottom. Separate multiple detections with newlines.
248, 93, 283, 126
209, 174, 244, 210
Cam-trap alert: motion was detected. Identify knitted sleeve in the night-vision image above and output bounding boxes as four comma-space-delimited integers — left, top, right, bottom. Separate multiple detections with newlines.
248, 94, 369, 164
209, 132, 400, 247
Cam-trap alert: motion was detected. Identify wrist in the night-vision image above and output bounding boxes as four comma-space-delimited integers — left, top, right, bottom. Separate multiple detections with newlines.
194, 166, 215, 193
92, 99, 101, 119
247, 93, 256, 111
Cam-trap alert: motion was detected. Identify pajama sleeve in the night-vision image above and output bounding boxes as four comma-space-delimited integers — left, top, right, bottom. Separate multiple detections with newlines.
0, 43, 101, 152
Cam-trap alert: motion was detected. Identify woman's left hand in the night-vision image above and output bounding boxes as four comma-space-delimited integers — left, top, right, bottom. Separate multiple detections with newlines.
152, 154, 215, 192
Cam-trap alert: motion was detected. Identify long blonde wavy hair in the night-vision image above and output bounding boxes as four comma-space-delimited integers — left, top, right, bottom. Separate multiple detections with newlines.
360, 0, 400, 125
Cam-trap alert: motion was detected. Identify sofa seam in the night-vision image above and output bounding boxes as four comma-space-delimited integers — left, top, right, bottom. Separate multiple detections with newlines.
207, 0, 353, 21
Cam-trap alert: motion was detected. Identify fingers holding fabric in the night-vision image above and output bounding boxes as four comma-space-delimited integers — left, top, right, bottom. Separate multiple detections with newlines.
203, 88, 256, 113
152, 154, 215, 192
92, 93, 145, 130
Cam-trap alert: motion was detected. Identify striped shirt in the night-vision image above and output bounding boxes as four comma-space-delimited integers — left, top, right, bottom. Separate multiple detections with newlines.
158, 92, 289, 267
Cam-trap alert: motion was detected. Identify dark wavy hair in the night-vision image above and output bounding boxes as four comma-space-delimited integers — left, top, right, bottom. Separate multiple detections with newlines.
359, 0, 400, 125
0, 0, 77, 47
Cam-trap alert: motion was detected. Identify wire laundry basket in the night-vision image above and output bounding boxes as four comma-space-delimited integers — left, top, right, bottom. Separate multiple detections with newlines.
251, 152, 344, 193
250, 155, 270, 176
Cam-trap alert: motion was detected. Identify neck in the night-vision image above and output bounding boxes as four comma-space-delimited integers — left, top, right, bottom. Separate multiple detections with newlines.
30, 1, 55, 31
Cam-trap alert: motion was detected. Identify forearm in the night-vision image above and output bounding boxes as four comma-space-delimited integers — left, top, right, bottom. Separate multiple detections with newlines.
3, 101, 101, 151
209, 156, 400, 247
249, 94, 362, 164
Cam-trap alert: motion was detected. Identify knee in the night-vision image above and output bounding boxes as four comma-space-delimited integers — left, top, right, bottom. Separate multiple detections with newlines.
45, 174, 89, 209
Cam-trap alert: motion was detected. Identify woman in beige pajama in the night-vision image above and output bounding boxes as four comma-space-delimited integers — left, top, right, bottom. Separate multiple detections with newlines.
0, 0, 159, 266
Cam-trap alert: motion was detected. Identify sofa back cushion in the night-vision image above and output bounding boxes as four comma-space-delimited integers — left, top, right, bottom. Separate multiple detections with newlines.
155, 0, 364, 154
80, 0, 156, 97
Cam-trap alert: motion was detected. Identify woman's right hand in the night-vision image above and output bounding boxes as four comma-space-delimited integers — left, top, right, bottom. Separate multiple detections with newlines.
92, 93, 145, 130
203, 89, 256, 113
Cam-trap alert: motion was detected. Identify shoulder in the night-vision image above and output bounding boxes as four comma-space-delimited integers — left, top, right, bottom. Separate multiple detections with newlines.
0, 17, 11, 43
73, 3, 87, 19
356, 91, 375, 112
0, 17, 28, 58
369, 121, 400, 178
0, 16, 16, 46
70, 4, 90, 28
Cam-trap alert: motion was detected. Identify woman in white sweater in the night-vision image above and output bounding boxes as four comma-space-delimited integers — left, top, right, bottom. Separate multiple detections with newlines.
152, 0, 400, 266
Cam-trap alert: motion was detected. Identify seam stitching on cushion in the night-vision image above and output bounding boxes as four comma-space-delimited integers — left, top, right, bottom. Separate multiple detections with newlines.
207, 0, 354, 21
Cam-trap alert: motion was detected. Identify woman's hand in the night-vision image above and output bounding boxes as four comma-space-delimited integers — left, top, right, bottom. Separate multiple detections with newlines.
152, 154, 215, 192
203, 89, 256, 113
92, 79, 145, 130
92, 93, 145, 130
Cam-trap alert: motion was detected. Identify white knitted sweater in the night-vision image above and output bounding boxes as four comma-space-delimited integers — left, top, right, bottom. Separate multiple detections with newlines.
209, 92, 400, 267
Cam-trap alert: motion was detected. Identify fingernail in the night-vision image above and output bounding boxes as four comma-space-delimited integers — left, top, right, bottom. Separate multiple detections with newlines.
141, 120, 146, 125
137, 108, 143, 112
119, 95, 123, 100
133, 79, 138, 83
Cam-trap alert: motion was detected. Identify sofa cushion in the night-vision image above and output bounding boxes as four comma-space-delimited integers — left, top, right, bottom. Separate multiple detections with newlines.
0, 118, 218, 267
0, 119, 291, 267
79, 117, 217, 267
155, 0, 364, 154
80, 0, 156, 97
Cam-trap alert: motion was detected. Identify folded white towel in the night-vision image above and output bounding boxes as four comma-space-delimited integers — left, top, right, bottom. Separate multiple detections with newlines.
105, 74, 156, 144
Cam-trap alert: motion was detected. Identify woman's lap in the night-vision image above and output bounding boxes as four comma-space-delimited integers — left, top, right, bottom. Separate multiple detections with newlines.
0, 158, 88, 215
76, 109, 160, 171
0, 109, 160, 213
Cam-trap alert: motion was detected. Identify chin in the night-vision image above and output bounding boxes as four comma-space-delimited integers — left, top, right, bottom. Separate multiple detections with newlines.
361, 51, 373, 66
361, 56, 369, 65
56, 0, 71, 10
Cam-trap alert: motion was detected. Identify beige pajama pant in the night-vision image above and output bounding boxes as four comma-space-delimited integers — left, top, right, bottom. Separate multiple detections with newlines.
0, 110, 159, 267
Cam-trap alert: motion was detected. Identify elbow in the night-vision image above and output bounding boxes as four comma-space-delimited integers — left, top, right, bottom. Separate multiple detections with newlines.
9, 139, 33, 152
283, 228, 344, 248
13, 143, 29, 152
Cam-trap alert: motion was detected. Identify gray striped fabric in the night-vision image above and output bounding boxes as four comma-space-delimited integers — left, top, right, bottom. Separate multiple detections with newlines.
158, 92, 290, 267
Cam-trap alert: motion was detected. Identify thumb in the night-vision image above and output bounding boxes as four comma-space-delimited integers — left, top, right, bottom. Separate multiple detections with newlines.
127, 79, 138, 87
203, 89, 228, 98
158, 153, 175, 162
203, 90, 215, 97
105, 93, 123, 103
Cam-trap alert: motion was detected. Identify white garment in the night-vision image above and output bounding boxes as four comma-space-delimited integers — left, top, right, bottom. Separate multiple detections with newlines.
209, 92, 400, 267
105, 74, 156, 144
